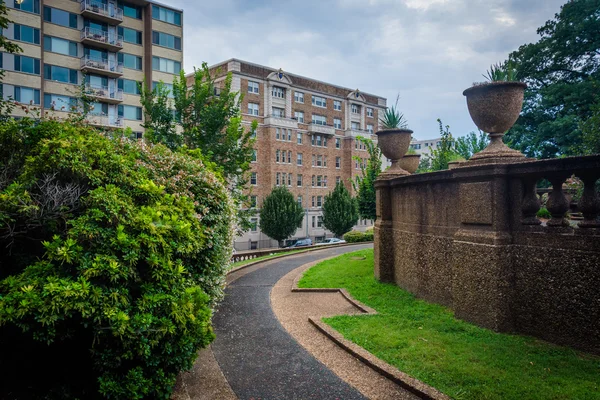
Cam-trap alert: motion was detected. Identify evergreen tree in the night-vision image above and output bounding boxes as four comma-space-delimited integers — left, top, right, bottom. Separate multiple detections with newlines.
322, 183, 359, 238
352, 137, 382, 220
259, 186, 304, 247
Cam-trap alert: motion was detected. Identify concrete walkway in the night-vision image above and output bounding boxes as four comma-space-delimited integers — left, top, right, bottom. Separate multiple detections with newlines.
210, 245, 372, 399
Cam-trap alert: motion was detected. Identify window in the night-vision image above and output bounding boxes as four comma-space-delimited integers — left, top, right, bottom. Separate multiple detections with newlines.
276, 172, 280, 186
312, 95, 326, 108
334, 118, 342, 129
317, 215, 323, 228
251, 149, 257, 162
250, 218, 258, 232
152, 81, 174, 98
351, 104, 360, 114
89, 101, 108, 116
287, 129, 292, 141
297, 153, 303, 166
15, 55, 41, 75
336, 176, 341, 185
297, 132, 303, 144
119, 27, 142, 45
250, 196, 257, 208
152, 5, 182, 25
248, 103, 259, 116
312, 215, 316, 226
14, 24, 40, 44
297, 195, 302, 207
312, 114, 326, 126
152, 31, 181, 50
297, 174, 303, 187
275, 128, 280, 140
367, 107, 374, 117
119, 1, 142, 19
43, 7, 77, 28
334, 100, 341, 111
14, 86, 40, 105
13, 0, 40, 14
312, 175, 315, 186
272, 86, 285, 98
355, 159, 359, 169
44, 36, 77, 56
411, 143, 422, 150
117, 79, 140, 95
317, 196, 323, 207
44, 93, 77, 110
294, 111, 304, 123
288, 173, 292, 186
118, 105, 142, 120
336, 138, 341, 149
45, 64, 79, 84
351, 121, 360, 130
272, 107, 284, 118
288, 151, 292, 164
294, 91, 304, 103
152, 56, 181, 74
367, 124, 374, 134
248, 81, 259, 94
316, 175, 322, 187
251, 172, 257, 185
117, 53, 142, 70
336, 157, 341, 168
281, 150, 286, 163
316, 155, 323, 167
275, 149, 280, 163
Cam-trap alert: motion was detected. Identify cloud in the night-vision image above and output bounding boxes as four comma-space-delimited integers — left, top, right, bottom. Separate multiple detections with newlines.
172, 0, 565, 139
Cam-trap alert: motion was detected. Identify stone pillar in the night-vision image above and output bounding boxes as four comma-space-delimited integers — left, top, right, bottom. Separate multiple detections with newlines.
374, 179, 395, 282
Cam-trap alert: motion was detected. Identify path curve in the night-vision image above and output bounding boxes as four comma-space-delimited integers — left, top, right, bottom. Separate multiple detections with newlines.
211, 244, 372, 400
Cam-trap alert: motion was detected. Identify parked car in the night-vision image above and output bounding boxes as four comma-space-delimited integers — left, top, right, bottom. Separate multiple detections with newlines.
316, 238, 346, 246
288, 238, 312, 247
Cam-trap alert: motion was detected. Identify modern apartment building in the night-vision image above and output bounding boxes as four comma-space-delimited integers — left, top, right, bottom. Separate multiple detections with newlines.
2, 0, 183, 135
204, 59, 387, 250
409, 137, 442, 156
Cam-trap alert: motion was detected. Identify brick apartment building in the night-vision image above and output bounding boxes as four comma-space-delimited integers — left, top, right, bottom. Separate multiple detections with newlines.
206, 59, 387, 250
2, 0, 183, 136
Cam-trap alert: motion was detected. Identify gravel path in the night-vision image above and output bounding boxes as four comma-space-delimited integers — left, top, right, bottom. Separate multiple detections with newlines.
211, 245, 371, 400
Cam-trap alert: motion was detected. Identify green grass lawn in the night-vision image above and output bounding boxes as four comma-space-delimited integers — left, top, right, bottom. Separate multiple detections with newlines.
298, 249, 600, 400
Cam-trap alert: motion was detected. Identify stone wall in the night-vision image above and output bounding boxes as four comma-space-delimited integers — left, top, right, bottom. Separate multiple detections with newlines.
374, 156, 600, 354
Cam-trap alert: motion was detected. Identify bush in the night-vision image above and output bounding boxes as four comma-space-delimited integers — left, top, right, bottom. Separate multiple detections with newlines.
364, 230, 374, 241
343, 230, 374, 243
0, 119, 235, 399
537, 207, 552, 219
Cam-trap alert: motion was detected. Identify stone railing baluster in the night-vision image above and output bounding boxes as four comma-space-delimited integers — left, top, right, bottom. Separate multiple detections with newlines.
546, 174, 571, 227
577, 172, 600, 228
522, 177, 542, 225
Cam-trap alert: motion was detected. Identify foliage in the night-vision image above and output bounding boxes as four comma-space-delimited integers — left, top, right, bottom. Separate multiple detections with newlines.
379, 94, 408, 129
259, 186, 304, 247
576, 96, 600, 155
343, 230, 372, 243
352, 137, 382, 220
406, 147, 417, 155
139, 62, 257, 232
299, 249, 600, 400
322, 183, 359, 238
0, 119, 235, 399
483, 61, 518, 82
506, 0, 600, 158
536, 207, 552, 219
454, 131, 489, 160
417, 119, 459, 172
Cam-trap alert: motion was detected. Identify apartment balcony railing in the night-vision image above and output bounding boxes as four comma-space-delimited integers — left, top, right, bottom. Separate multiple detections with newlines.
87, 115, 123, 129
345, 128, 373, 138
309, 122, 335, 136
80, 56, 123, 78
85, 84, 123, 104
264, 114, 298, 129
80, 27, 123, 51
80, 0, 123, 24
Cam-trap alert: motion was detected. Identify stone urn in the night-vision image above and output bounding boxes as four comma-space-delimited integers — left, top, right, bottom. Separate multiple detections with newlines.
463, 81, 527, 164
376, 128, 413, 176
399, 154, 421, 174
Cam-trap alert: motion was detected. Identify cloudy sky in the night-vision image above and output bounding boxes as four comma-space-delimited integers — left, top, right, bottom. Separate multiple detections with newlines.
167, 0, 564, 140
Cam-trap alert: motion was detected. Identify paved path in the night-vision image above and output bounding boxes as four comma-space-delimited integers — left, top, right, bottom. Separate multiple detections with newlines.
211, 245, 372, 400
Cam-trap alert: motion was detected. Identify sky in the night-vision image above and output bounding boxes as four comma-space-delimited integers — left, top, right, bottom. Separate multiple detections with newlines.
167, 0, 565, 140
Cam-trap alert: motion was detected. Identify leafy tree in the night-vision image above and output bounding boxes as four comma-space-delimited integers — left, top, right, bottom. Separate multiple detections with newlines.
322, 183, 359, 238
418, 119, 459, 172
576, 96, 600, 155
139, 62, 257, 231
506, 0, 600, 158
259, 186, 304, 247
352, 137, 382, 220
454, 131, 489, 160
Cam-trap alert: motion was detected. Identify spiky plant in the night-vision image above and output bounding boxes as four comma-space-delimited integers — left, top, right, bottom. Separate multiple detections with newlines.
380, 94, 409, 130
483, 61, 518, 82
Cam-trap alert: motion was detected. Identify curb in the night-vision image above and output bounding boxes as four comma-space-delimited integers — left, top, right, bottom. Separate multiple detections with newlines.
227, 242, 373, 277
308, 318, 450, 400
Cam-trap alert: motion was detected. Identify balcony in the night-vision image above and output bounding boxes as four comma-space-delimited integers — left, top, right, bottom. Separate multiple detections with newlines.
345, 128, 374, 138
85, 85, 123, 104
80, 0, 123, 24
308, 122, 335, 136
87, 115, 123, 129
80, 56, 123, 78
264, 115, 298, 129
80, 27, 123, 52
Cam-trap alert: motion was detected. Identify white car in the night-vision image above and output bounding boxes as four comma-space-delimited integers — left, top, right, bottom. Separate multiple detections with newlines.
316, 238, 346, 246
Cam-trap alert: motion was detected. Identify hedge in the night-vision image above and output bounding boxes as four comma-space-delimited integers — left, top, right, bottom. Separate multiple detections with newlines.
343, 230, 373, 243
0, 119, 235, 399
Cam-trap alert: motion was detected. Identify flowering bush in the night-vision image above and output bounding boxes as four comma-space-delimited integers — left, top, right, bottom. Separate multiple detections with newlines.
0, 119, 234, 399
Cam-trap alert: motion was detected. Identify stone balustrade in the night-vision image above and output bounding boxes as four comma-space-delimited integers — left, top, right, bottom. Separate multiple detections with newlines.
374, 155, 600, 354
